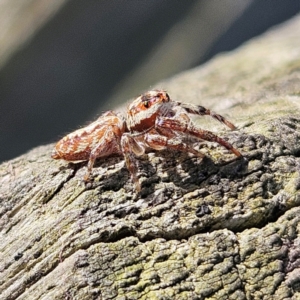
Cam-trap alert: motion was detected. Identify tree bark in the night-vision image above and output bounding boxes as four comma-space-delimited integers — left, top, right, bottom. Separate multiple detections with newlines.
1, 14, 300, 300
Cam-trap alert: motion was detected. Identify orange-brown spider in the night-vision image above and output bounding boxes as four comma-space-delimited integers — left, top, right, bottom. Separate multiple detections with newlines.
51, 111, 126, 181
52, 90, 242, 191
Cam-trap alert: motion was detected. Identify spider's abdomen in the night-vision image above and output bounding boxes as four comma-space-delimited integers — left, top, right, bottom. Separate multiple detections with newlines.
52, 111, 126, 161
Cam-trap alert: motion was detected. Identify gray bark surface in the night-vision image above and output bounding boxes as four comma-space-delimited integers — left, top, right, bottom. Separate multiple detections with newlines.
1, 14, 300, 300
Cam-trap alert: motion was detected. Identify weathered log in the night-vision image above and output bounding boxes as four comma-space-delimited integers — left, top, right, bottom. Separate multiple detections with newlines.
1, 14, 300, 300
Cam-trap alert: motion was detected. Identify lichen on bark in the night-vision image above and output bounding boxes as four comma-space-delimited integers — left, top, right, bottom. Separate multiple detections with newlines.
1, 14, 300, 300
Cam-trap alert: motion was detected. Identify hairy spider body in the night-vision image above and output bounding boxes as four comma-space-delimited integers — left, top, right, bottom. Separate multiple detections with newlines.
51, 111, 126, 181
52, 90, 242, 191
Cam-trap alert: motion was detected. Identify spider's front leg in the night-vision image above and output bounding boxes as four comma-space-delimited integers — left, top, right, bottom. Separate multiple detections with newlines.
156, 117, 242, 157
176, 101, 237, 130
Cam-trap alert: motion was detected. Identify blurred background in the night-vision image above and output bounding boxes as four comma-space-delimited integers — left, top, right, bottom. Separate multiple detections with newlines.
0, 0, 300, 163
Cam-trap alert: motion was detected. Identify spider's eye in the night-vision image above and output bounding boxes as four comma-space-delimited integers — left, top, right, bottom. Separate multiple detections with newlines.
143, 100, 149, 108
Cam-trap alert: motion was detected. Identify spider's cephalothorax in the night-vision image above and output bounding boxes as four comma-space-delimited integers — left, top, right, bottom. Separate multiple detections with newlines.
126, 90, 171, 132
121, 90, 242, 191
52, 90, 242, 191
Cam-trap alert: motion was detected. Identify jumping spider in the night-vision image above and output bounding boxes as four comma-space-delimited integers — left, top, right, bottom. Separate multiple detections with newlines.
52, 90, 242, 191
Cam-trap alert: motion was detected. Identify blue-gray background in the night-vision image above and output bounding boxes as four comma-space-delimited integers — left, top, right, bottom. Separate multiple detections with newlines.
0, 0, 299, 163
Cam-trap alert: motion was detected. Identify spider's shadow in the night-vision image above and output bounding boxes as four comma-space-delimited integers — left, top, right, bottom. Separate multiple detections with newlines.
139, 149, 248, 192
60, 150, 247, 194
63, 155, 127, 191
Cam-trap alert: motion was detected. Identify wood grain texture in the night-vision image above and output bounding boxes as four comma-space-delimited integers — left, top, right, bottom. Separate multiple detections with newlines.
1, 14, 300, 300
